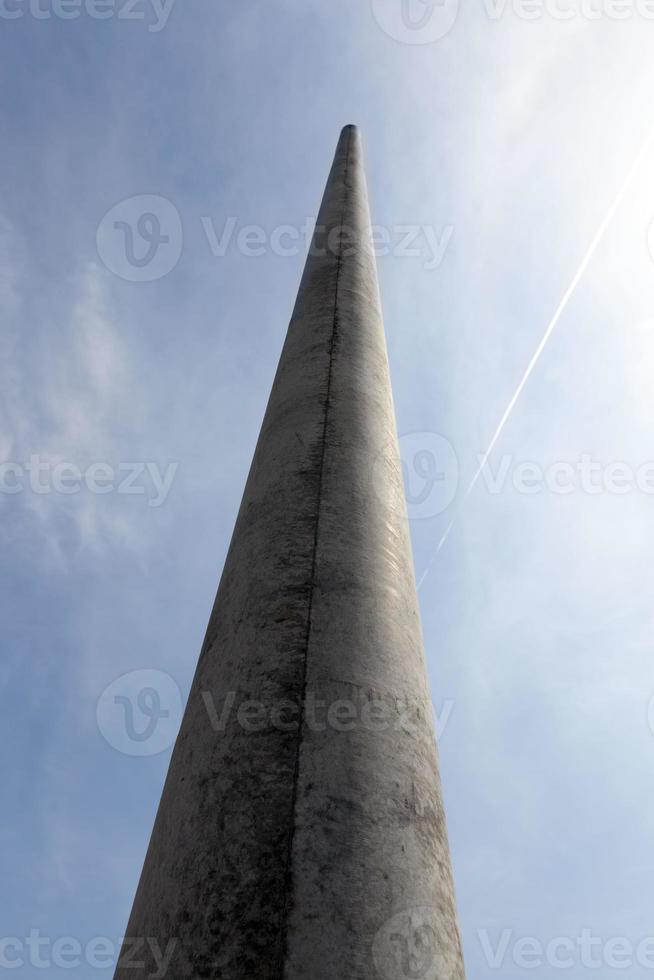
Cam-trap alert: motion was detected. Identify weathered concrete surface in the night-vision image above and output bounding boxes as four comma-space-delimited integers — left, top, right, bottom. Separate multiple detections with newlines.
114, 125, 466, 980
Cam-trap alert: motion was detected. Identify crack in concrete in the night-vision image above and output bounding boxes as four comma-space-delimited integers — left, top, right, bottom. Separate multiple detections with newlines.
276, 124, 354, 980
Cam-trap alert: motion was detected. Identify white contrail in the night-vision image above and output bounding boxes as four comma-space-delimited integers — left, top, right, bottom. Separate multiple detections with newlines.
417, 123, 654, 591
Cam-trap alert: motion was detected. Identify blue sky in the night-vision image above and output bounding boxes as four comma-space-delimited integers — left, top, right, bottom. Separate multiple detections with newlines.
3, 1, 654, 977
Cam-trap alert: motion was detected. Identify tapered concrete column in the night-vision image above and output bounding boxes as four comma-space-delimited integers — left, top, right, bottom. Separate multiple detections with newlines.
114, 125, 465, 980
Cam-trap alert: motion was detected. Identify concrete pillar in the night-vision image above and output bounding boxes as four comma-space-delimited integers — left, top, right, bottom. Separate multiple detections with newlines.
114, 125, 466, 980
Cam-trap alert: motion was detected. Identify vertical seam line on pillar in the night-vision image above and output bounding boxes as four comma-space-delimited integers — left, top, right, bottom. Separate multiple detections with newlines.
276, 126, 354, 980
